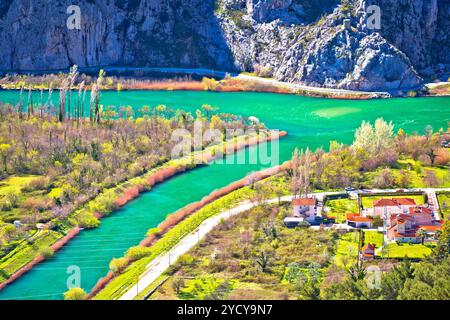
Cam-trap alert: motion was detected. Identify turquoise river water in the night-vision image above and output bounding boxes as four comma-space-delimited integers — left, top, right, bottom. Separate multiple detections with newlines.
0, 90, 449, 299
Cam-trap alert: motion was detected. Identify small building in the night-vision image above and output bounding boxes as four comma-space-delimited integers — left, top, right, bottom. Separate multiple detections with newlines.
13, 220, 22, 228
346, 214, 373, 229
36, 223, 46, 230
361, 243, 376, 260
283, 217, 306, 228
292, 197, 317, 223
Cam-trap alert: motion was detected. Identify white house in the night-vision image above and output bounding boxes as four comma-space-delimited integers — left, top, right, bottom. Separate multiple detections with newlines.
373, 198, 417, 220
293, 198, 317, 223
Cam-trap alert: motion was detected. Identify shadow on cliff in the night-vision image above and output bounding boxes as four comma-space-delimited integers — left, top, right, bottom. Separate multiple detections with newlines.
178, 0, 239, 74
133, 0, 238, 75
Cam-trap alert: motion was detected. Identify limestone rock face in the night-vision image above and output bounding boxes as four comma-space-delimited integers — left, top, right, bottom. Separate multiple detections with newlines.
0, 0, 448, 91
246, 0, 293, 22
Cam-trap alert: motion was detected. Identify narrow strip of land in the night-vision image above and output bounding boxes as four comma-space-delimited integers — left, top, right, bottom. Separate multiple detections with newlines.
0, 66, 391, 98
119, 187, 448, 300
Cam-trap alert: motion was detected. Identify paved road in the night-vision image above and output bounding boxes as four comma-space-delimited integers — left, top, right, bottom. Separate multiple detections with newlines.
119, 191, 340, 300
236, 73, 390, 97
118, 200, 256, 300
119, 187, 448, 300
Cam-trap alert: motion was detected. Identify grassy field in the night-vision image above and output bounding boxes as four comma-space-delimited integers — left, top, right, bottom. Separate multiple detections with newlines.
437, 193, 450, 221
361, 194, 426, 209
0, 175, 55, 223
363, 230, 384, 248
334, 232, 360, 268
0, 230, 61, 282
325, 198, 359, 223
379, 243, 433, 259
0, 176, 41, 196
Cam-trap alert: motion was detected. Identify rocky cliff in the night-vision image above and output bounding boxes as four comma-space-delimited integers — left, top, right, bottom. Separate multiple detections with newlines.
0, 0, 448, 91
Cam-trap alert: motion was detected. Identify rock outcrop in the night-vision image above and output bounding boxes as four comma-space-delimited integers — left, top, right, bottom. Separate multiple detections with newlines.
0, 0, 448, 91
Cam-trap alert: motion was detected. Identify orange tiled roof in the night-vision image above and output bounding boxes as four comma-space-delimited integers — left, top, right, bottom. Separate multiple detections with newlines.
388, 226, 418, 238
373, 199, 398, 207
419, 225, 442, 232
350, 216, 373, 223
396, 198, 417, 206
293, 198, 316, 206
362, 243, 375, 252
398, 214, 414, 221
346, 213, 360, 220
409, 206, 432, 215
373, 198, 417, 207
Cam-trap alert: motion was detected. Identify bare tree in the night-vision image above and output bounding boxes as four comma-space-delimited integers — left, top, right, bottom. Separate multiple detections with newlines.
59, 79, 68, 122
67, 65, 79, 120
292, 148, 299, 198
27, 85, 33, 119
303, 148, 311, 197
18, 85, 24, 120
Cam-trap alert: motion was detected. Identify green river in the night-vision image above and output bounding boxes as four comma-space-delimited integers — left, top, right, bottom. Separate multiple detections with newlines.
0, 90, 449, 299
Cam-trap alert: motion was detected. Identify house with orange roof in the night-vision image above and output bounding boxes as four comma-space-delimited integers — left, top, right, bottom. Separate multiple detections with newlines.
292, 197, 317, 223
346, 213, 373, 229
387, 206, 440, 243
408, 207, 434, 226
373, 198, 417, 218
388, 226, 421, 243
361, 243, 375, 260
418, 225, 442, 240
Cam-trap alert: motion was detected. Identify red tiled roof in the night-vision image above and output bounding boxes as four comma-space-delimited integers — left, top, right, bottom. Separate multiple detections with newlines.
409, 206, 432, 215
373, 199, 398, 207
388, 225, 419, 239
350, 216, 373, 223
398, 214, 414, 221
373, 198, 417, 207
419, 225, 442, 232
346, 213, 360, 220
292, 198, 316, 206
396, 198, 417, 206
362, 243, 375, 252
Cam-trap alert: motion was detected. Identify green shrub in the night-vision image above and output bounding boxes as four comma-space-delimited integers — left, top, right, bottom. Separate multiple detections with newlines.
126, 246, 153, 261
74, 210, 100, 229
146, 227, 161, 237
0, 192, 19, 211
64, 287, 87, 300
109, 257, 129, 274
89, 191, 117, 215
39, 247, 55, 259
21, 177, 49, 192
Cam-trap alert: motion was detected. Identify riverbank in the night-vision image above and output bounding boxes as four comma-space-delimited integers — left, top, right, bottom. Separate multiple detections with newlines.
0, 129, 286, 293
426, 82, 450, 97
0, 66, 392, 100
93, 159, 292, 300
4, 66, 449, 99
0, 228, 80, 291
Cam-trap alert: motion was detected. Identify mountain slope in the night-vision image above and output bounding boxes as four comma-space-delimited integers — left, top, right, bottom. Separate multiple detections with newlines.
0, 0, 448, 91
